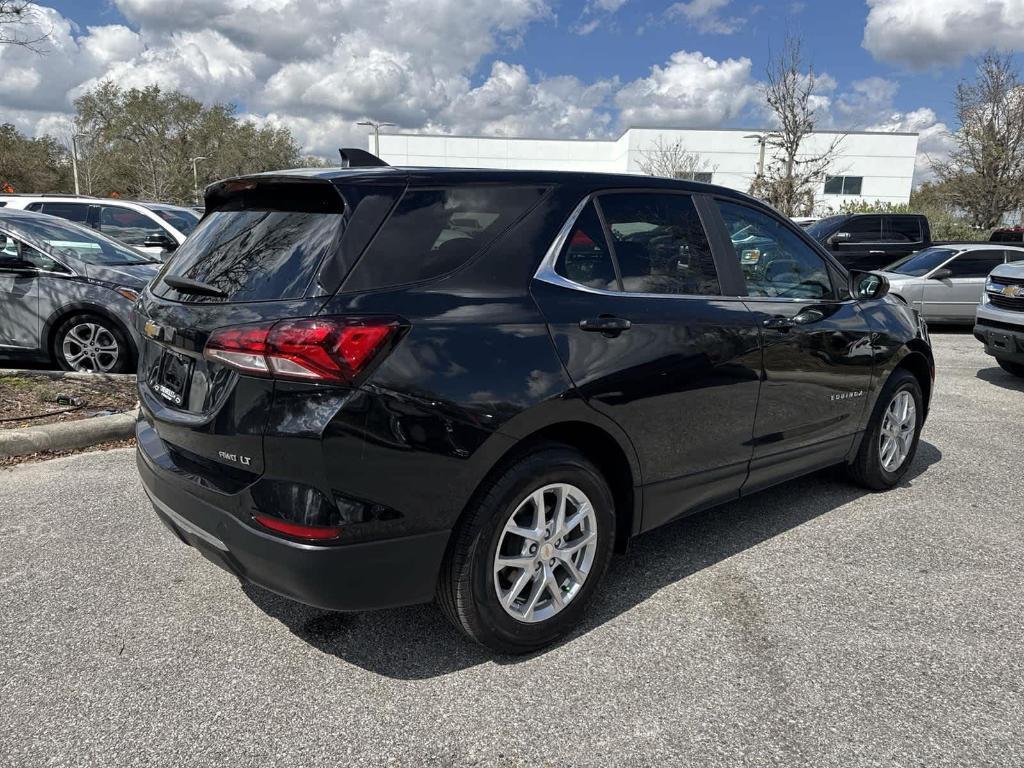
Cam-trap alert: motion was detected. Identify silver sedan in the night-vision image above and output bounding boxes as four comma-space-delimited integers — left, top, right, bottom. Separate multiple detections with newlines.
879, 244, 1024, 323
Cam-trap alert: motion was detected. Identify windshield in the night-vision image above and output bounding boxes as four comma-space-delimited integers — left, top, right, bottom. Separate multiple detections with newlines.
151, 207, 200, 235
805, 215, 847, 240
5, 215, 155, 266
886, 247, 956, 276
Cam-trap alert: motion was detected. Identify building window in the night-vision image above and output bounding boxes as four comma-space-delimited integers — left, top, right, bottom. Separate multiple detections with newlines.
673, 171, 713, 183
824, 176, 863, 195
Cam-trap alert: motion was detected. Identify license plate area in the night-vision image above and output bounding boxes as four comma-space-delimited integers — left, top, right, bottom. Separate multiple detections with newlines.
990, 332, 1011, 352
150, 348, 194, 407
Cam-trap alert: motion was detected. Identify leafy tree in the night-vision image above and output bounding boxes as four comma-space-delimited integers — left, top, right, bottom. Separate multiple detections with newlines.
749, 36, 842, 217
0, 123, 71, 192
932, 52, 1024, 229
73, 82, 316, 204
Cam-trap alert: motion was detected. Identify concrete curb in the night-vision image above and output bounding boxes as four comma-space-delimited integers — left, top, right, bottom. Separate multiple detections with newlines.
0, 409, 138, 458
0, 369, 136, 384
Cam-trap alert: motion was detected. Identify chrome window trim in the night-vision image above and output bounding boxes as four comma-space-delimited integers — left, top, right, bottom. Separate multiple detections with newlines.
533, 192, 730, 301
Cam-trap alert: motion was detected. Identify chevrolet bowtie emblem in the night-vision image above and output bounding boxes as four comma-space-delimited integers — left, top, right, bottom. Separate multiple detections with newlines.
1002, 284, 1022, 298
143, 320, 170, 340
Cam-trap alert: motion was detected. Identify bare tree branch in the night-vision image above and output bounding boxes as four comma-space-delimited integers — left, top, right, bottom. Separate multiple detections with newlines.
750, 35, 843, 216
932, 51, 1024, 228
0, 1, 50, 52
636, 136, 717, 180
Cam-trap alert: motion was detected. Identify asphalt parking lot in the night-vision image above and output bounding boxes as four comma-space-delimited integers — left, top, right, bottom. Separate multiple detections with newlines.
1, 331, 1022, 767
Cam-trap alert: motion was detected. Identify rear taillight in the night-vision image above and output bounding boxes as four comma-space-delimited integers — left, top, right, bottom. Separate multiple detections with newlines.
204, 317, 399, 383
253, 513, 343, 541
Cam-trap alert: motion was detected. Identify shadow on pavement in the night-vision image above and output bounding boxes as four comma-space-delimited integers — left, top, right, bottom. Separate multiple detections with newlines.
976, 365, 1024, 392
243, 440, 942, 680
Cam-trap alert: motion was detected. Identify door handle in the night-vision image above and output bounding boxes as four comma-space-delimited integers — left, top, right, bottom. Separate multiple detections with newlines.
579, 316, 632, 334
868, 250, 886, 255
763, 309, 824, 332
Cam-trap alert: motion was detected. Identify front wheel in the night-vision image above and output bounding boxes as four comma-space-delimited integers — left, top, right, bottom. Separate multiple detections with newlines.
438, 445, 615, 654
53, 313, 133, 373
848, 369, 923, 490
997, 358, 1024, 378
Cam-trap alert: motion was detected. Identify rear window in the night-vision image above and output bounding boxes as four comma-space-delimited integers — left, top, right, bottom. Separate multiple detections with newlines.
343, 185, 547, 291
155, 210, 343, 302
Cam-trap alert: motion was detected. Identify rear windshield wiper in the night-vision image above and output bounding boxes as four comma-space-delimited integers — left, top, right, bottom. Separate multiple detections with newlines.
163, 275, 228, 298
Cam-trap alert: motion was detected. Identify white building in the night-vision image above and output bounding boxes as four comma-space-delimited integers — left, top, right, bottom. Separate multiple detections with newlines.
373, 127, 919, 214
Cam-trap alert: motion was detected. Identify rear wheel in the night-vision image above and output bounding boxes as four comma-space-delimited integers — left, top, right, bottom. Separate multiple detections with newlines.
53, 313, 132, 373
997, 358, 1024, 378
848, 369, 923, 490
438, 445, 615, 654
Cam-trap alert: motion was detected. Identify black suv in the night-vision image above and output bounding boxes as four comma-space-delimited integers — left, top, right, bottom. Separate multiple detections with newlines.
135, 164, 934, 653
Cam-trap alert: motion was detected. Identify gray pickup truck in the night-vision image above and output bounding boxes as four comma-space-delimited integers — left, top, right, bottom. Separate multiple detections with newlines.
975, 259, 1024, 377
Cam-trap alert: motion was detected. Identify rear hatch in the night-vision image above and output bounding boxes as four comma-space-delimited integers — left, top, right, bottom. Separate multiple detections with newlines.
135, 174, 403, 485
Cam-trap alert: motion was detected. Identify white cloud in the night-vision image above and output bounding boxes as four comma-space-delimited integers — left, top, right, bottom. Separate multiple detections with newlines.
571, 0, 629, 35
863, 0, 1024, 69
867, 107, 953, 182
667, 0, 745, 34
615, 50, 757, 127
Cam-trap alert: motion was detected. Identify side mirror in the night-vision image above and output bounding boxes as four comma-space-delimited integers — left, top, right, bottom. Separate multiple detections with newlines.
929, 267, 952, 280
143, 233, 177, 250
850, 270, 890, 300
830, 231, 851, 246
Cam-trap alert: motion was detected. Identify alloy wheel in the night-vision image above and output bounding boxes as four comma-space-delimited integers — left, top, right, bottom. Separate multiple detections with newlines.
62, 322, 120, 373
493, 482, 598, 624
879, 389, 916, 472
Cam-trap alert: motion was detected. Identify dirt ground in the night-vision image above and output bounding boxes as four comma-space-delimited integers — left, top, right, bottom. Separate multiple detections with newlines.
0, 373, 138, 430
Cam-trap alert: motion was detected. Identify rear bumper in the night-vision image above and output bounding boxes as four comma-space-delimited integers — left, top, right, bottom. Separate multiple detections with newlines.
137, 423, 450, 612
974, 319, 1024, 364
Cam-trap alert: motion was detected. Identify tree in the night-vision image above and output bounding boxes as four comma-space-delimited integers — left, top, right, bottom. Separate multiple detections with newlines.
0, 123, 70, 192
636, 136, 715, 180
749, 35, 841, 217
72, 82, 312, 204
0, 1, 47, 51
932, 52, 1024, 229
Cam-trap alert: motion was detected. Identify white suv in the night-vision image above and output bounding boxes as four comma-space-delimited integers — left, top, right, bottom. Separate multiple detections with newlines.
0, 195, 198, 260
975, 259, 1024, 378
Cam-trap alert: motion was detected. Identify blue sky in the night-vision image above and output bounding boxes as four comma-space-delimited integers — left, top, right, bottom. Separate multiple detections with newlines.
1, 0, 1016, 173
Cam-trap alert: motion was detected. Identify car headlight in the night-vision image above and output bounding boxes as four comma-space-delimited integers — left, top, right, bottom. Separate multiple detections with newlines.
114, 286, 140, 302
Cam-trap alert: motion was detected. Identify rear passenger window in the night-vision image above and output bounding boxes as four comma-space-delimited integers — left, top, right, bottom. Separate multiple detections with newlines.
597, 193, 720, 295
887, 216, 922, 243
345, 185, 547, 291
556, 203, 617, 290
1006, 250, 1024, 262
98, 206, 164, 245
945, 251, 1004, 278
39, 202, 91, 223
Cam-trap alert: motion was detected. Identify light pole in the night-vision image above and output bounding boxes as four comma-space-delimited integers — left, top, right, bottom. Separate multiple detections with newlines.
190, 156, 208, 206
71, 133, 86, 196
744, 133, 767, 178
357, 120, 395, 158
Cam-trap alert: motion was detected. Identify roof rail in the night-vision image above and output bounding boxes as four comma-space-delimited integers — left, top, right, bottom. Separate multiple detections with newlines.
337, 148, 389, 168
0, 192, 100, 198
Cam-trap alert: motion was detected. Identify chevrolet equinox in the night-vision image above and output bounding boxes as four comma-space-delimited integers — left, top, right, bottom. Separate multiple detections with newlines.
135, 161, 934, 653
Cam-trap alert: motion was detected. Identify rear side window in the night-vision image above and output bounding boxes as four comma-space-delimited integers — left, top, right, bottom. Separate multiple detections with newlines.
39, 202, 91, 223
842, 216, 882, 243
344, 185, 546, 291
98, 206, 165, 246
946, 250, 1004, 278
598, 192, 719, 296
1006, 249, 1024, 262
556, 203, 617, 290
887, 216, 922, 243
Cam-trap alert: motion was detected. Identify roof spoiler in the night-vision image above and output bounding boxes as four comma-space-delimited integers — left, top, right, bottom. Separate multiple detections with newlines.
337, 148, 389, 168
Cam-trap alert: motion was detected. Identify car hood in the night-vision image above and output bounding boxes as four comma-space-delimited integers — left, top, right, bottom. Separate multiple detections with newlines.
990, 262, 1024, 280
83, 261, 161, 287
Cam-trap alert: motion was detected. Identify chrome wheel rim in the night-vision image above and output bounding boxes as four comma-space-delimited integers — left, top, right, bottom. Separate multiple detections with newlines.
879, 390, 916, 472
493, 483, 598, 624
62, 322, 119, 373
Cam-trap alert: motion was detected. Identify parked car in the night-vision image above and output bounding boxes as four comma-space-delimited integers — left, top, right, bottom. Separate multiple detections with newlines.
807, 213, 931, 271
989, 226, 1024, 243
877, 244, 1024, 323
0, 207, 159, 372
135, 164, 934, 653
974, 259, 1024, 377
0, 194, 194, 260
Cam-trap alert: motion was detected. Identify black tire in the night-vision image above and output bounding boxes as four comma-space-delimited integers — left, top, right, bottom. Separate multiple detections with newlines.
52, 313, 133, 374
438, 444, 615, 654
996, 358, 1024, 378
848, 369, 923, 490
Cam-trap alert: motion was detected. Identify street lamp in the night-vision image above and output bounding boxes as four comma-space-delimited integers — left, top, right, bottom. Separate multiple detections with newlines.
190, 156, 208, 206
71, 133, 86, 196
744, 133, 767, 178
357, 120, 395, 158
